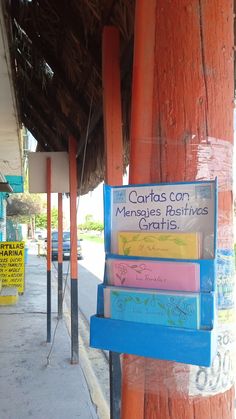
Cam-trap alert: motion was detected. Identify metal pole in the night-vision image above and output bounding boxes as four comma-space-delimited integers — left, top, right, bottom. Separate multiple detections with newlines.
109, 352, 121, 419
58, 192, 63, 319
46, 157, 51, 342
69, 136, 79, 364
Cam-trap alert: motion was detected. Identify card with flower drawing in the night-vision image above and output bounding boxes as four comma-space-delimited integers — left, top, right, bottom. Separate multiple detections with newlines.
117, 231, 202, 259
107, 258, 200, 292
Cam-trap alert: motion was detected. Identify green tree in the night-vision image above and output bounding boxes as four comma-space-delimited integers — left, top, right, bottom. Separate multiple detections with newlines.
7, 193, 45, 217
78, 214, 104, 232
7, 193, 46, 238
35, 208, 58, 230
85, 214, 93, 223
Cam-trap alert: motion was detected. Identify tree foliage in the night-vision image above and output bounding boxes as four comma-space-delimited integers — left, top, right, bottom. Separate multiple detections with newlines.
35, 208, 58, 229
7, 193, 45, 217
78, 214, 104, 232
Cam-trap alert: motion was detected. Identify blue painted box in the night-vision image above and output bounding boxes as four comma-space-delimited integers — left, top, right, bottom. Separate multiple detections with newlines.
90, 315, 217, 367
90, 179, 218, 367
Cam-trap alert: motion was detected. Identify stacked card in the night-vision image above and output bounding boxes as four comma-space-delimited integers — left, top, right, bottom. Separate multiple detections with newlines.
117, 231, 202, 259
103, 229, 204, 331
104, 287, 200, 329
107, 259, 200, 292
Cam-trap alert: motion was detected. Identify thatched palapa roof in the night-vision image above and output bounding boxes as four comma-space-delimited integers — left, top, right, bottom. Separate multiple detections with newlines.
3, 0, 135, 194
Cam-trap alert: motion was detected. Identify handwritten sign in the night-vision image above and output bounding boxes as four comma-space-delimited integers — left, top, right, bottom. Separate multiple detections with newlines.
105, 181, 216, 258
0, 241, 25, 293
217, 249, 235, 309
189, 324, 235, 396
107, 259, 200, 291
104, 287, 200, 329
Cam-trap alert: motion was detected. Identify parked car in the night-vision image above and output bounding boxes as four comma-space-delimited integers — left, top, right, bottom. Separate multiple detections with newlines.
45, 231, 83, 260
35, 229, 47, 240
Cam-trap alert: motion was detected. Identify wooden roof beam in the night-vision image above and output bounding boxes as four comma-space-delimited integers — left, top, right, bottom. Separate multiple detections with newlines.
11, 1, 133, 158
16, 53, 80, 145
11, 5, 88, 116
77, 37, 133, 157
24, 98, 66, 151
22, 115, 51, 152
51, 0, 101, 68
102, 0, 116, 24
21, 85, 65, 149
23, 99, 63, 151
50, 0, 101, 95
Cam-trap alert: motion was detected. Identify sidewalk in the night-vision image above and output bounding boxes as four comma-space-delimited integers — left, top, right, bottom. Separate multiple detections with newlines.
0, 254, 98, 419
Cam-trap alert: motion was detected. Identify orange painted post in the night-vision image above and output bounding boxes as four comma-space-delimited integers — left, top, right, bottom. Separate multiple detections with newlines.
129, 0, 157, 185
102, 26, 123, 419
69, 135, 79, 364
57, 192, 63, 319
103, 26, 123, 185
46, 157, 51, 342
123, 0, 235, 418
121, 1, 157, 418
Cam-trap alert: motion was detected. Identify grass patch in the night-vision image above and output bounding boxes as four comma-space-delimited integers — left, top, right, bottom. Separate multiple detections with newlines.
79, 233, 104, 244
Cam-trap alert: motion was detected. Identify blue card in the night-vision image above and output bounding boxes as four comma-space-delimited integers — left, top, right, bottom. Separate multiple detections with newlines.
105, 288, 200, 329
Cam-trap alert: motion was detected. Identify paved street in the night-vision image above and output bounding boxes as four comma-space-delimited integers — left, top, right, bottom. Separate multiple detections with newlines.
79, 240, 105, 282
29, 239, 105, 325
56, 240, 105, 324
78, 240, 105, 323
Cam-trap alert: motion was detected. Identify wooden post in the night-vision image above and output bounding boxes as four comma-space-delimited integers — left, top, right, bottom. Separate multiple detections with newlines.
122, 0, 235, 418
103, 26, 123, 185
121, 1, 157, 418
102, 26, 123, 419
129, 0, 157, 185
46, 157, 51, 342
69, 136, 79, 364
58, 192, 63, 319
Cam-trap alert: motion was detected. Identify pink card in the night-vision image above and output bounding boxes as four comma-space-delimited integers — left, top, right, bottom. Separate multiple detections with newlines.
107, 259, 200, 292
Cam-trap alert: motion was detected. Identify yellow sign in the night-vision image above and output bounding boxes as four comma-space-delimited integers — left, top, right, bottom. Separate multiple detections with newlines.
0, 241, 25, 293
118, 231, 201, 259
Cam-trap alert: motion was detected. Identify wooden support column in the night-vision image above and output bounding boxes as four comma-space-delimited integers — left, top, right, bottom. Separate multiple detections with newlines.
69, 136, 79, 364
58, 192, 63, 319
129, 0, 156, 185
103, 26, 123, 184
46, 157, 51, 342
121, 1, 157, 418
102, 26, 123, 419
122, 0, 235, 418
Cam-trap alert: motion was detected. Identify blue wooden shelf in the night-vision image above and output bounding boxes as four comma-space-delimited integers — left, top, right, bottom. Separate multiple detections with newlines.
90, 180, 218, 368
90, 315, 217, 367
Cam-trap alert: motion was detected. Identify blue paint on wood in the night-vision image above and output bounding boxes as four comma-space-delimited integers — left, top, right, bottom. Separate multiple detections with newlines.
5, 176, 24, 193
90, 315, 217, 367
91, 180, 218, 367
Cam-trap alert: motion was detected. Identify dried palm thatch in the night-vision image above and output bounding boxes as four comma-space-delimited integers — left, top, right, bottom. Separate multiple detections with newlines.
3, 0, 135, 194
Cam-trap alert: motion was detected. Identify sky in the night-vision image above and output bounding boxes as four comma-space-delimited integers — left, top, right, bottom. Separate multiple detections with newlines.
56, 182, 105, 225
57, 169, 129, 225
